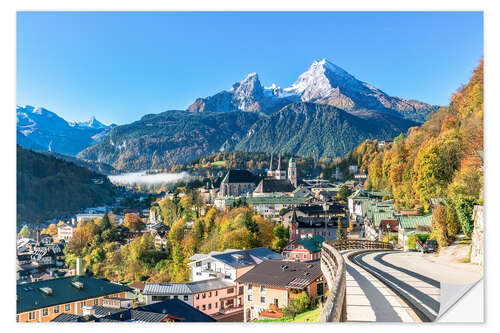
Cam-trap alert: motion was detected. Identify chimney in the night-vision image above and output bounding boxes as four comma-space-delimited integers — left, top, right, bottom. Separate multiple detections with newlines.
82, 305, 96, 316
76, 258, 84, 276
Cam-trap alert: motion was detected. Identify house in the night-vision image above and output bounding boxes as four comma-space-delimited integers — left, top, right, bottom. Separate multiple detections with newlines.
235, 260, 325, 322
397, 215, 433, 250
52, 299, 216, 322
76, 213, 105, 223
16, 276, 132, 322
287, 209, 349, 241
129, 281, 145, 295
137, 299, 217, 322
219, 169, 260, 198
199, 181, 219, 205
149, 222, 170, 251
225, 196, 311, 222
280, 203, 347, 227
143, 278, 239, 316
31, 247, 55, 267
57, 224, 75, 241
282, 235, 325, 262
188, 247, 282, 283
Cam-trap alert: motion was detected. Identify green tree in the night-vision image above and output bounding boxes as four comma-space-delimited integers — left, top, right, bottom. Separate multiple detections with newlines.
338, 185, 353, 201
243, 211, 259, 234
336, 217, 345, 240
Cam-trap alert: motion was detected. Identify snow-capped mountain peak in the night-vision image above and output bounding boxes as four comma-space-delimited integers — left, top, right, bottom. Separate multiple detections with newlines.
186, 59, 439, 121
69, 116, 107, 129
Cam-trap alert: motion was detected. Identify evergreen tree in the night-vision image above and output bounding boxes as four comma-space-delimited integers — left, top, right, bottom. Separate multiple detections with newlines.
337, 217, 345, 240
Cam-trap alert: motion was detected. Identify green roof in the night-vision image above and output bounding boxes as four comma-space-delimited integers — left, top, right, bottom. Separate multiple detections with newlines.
296, 235, 325, 253
372, 211, 396, 227
17, 276, 132, 313
348, 189, 391, 200
398, 215, 432, 229
225, 196, 309, 206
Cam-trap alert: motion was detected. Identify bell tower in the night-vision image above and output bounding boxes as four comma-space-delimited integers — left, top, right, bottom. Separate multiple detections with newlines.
288, 157, 297, 187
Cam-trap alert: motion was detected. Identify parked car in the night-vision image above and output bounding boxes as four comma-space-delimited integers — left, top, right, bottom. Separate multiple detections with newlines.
422, 240, 438, 253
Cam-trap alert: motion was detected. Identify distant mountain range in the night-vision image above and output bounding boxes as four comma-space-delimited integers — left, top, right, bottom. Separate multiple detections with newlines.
17, 105, 115, 156
78, 110, 261, 171
20, 59, 440, 171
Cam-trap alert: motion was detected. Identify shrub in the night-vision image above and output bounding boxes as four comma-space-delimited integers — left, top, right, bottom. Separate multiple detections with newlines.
407, 234, 417, 250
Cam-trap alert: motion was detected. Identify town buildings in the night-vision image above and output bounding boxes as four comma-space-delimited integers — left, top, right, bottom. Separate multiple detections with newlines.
235, 260, 325, 322
51, 299, 216, 322
282, 235, 325, 262
57, 224, 75, 241
188, 248, 282, 282
143, 278, 238, 316
286, 209, 349, 241
16, 276, 132, 322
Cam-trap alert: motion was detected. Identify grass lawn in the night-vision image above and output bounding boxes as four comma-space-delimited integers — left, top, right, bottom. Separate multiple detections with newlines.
255, 307, 321, 323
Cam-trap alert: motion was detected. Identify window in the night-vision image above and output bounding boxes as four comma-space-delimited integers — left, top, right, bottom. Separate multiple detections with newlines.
65, 304, 71, 312
202, 293, 206, 299
94, 299, 99, 305
295, 254, 299, 259
80, 301, 85, 308
28, 311, 36, 320
215, 290, 218, 296
208, 303, 212, 309
227, 288, 234, 294
54, 305, 60, 314
260, 286, 266, 293
260, 296, 266, 304
209, 291, 212, 297
274, 298, 279, 306
248, 295, 253, 301
184, 295, 188, 301
196, 261, 202, 267
196, 294, 200, 300
215, 302, 218, 308
303, 254, 307, 259
202, 305, 206, 310
42, 308, 48, 317
248, 284, 253, 291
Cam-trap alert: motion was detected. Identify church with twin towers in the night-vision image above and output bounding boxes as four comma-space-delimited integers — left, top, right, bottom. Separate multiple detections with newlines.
266, 152, 297, 188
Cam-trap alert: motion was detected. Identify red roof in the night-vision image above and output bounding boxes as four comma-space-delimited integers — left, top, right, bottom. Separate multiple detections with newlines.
129, 281, 145, 290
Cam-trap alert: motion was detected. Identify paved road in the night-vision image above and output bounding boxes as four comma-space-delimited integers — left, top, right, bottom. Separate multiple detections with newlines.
384, 251, 483, 284
349, 251, 441, 321
343, 250, 420, 322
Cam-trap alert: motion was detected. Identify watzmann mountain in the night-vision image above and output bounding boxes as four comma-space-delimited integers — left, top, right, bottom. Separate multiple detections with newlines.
188, 59, 439, 122
25, 59, 440, 171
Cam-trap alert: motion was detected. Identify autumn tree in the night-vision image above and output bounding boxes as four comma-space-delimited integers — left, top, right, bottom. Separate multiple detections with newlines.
18, 225, 31, 238
431, 205, 448, 247
124, 213, 145, 233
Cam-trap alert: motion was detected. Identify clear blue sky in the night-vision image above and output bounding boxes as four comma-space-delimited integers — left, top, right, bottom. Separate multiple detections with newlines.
17, 11, 483, 125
